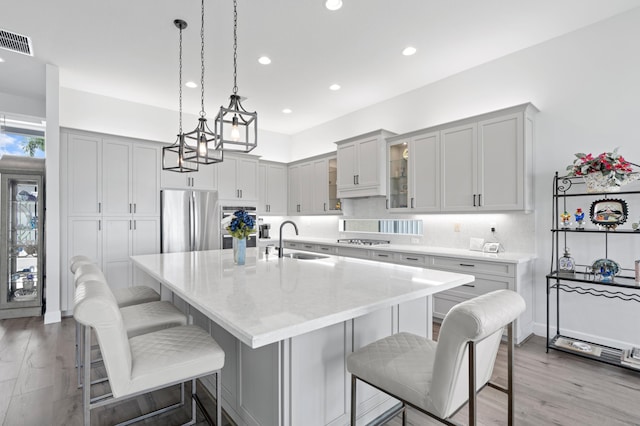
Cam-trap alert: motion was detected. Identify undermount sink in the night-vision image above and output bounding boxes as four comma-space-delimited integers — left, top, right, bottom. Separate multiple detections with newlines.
284, 252, 329, 260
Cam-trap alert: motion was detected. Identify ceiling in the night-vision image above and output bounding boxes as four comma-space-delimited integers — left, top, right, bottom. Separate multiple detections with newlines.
1, 0, 640, 135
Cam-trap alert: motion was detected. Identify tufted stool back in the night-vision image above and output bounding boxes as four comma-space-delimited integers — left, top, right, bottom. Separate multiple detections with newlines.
74, 279, 132, 397
429, 289, 525, 418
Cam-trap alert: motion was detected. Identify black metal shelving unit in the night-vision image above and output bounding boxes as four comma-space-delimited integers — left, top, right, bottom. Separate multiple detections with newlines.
547, 171, 640, 371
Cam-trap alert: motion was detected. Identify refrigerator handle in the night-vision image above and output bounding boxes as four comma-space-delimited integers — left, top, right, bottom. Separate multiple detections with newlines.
189, 192, 195, 251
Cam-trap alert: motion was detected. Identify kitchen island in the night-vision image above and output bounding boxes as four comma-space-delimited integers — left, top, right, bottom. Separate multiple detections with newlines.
131, 249, 474, 426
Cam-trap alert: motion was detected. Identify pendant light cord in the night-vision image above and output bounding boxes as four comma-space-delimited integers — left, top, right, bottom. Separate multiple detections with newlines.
178, 24, 183, 134
233, 0, 238, 95
200, 0, 206, 117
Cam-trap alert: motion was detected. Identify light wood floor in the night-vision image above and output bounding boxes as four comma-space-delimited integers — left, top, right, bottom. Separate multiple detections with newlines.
1, 316, 640, 425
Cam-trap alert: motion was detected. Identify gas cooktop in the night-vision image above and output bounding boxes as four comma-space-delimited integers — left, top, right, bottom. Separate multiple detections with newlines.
336, 238, 390, 246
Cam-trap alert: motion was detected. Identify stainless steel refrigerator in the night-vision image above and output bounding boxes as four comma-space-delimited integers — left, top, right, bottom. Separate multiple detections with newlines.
160, 189, 220, 253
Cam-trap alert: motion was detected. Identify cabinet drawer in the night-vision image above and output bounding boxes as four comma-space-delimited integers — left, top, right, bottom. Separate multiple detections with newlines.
448, 276, 510, 298
284, 241, 302, 250
299, 243, 317, 251
399, 253, 427, 266
336, 246, 370, 259
316, 245, 336, 255
430, 256, 514, 277
371, 251, 397, 263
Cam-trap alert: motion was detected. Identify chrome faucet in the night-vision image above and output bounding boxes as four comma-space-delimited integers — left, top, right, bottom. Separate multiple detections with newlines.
278, 220, 299, 258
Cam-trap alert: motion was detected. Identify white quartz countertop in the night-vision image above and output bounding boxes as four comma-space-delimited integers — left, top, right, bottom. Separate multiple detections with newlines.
131, 249, 474, 348
283, 236, 536, 264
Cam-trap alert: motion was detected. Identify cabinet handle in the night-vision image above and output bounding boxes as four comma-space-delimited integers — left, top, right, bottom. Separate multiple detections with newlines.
356, 174, 359, 185
134, 220, 137, 230
134, 203, 137, 213
129, 203, 132, 213
478, 194, 482, 207
386, 199, 389, 209
462, 284, 476, 288
98, 202, 102, 213
240, 189, 243, 198
304, 245, 313, 249
324, 202, 327, 212
98, 220, 101, 231
406, 257, 419, 261
459, 263, 475, 267
411, 198, 414, 208
129, 220, 132, 230
377, 254, 389, 258
473, 194, 476, 207
353, 175, 356, 185
297, 204, 300, 212
321, 247, 329, 251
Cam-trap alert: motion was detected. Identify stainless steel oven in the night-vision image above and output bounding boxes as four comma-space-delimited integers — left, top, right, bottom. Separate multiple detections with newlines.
221, 206, 258, 249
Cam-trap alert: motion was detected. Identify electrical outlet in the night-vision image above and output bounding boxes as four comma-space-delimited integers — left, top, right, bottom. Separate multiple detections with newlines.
454, 223, 461, 232
490, 223, 496, 233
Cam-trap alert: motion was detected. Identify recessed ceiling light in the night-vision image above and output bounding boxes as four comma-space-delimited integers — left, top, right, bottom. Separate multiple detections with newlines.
325, 0, 342, 11
185, 81, 197, 88
258, 56, 271, 65
402, 46, 417, 56
329, 84, 341, 91
282, 108, 292, 114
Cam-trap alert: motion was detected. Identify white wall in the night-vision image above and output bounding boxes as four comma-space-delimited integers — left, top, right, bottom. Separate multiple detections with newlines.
59, 88, 293, 162
0, 91, 45, 119
289, 8, 640, 347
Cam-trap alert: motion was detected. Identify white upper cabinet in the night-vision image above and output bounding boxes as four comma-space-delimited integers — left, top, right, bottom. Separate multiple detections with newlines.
132, 144, 161, 215
66, 133, 102, 216
387, 131, 440, 212
160, 159, 217, 190
217, 154, 259, 201
336, 130, 396, 198
441, 105, 535, 211
441, 123, 478, 211
288, 154, 341, 215
258, 162, 287, 215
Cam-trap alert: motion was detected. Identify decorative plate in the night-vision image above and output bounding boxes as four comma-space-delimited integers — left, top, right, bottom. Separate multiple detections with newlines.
590, 198, 628, 229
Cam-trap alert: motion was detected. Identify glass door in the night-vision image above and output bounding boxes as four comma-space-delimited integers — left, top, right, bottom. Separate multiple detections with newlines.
1, 174, 43, 315
328, 157, 341, 211
388, 141, 409, 209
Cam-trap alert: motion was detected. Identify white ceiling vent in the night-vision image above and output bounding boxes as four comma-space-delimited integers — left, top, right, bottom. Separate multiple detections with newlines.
0, 29, 33, 56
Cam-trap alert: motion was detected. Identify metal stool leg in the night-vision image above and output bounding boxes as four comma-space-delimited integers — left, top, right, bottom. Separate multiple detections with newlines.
351, 375, 357, 425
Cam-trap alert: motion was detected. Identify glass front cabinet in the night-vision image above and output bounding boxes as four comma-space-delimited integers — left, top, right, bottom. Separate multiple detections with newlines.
0, 157, 45, 319
388, 141, 409, 209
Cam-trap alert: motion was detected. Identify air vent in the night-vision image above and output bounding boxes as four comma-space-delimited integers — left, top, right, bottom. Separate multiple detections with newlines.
0, 29, 33, 56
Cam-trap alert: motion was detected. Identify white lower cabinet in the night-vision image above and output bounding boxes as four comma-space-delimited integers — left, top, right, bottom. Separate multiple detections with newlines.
194, 302, 417, 426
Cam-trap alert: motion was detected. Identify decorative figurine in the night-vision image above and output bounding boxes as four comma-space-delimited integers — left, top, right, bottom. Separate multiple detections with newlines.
632, 221, 639, 232
561, 211, 571, 229
574, 208, 585, 230
558, 247, 576, 275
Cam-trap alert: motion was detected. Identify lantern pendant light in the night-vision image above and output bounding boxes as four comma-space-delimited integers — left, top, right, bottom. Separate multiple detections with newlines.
215, 0, 258, 153
183, 0, 223, 165
162, 19, 198, 173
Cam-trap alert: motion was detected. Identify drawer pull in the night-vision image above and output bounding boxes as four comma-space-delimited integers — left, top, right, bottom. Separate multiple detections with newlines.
459, 263, 475, 267
304, 245, 313, 249
320, 247, 329, 251
377, 254, 389, 258
462, 284, 476, 288
406, 257, 419, 261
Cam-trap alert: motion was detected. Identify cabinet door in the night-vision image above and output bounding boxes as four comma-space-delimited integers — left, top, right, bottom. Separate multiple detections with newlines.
258, 164, 268, 213
478, 112, 523, 210
336, 142, 357, 190
387, 140, 409, 210
191, 162, 217, 190
412, 132, 440, 211
132, 218, 160, 289
356, 136, 381, 188
327, 157, 340, 212
217, 156, 238, 200
237, 157, 258, 201
132, 144, 160, 216
102, 139, 132, 216
288, 165, 301, 214
312, 159, 328, 213
161, 168, 192, 189
441, 123, 477, 211
299, 162, 314, 214
102, 218, 132, 290
266, 164, 287, 215
66, 217, 102, 309
67, 133, 102, 216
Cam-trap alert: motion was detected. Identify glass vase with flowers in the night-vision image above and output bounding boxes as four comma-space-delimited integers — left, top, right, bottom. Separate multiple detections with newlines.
224, 209, 255, 265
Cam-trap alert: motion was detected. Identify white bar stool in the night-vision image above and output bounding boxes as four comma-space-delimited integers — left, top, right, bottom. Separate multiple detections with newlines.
74, 279, 225, 426
347, 289, 525, 426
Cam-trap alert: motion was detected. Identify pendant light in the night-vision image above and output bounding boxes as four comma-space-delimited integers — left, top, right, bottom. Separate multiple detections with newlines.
183, 0, 223, 165
215, 0, 258, 153
162, 19, 198, 173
